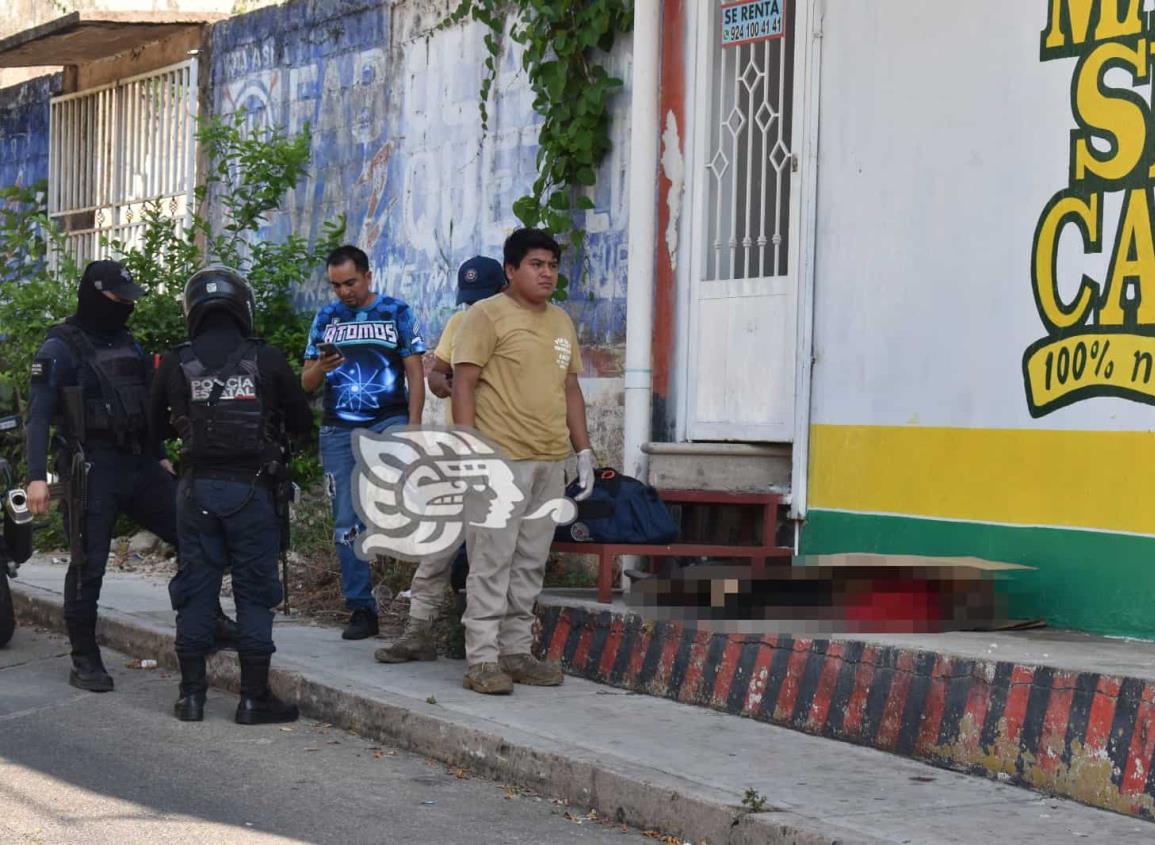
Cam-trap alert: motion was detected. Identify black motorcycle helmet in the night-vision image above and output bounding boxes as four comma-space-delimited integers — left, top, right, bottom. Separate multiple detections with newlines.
182, 265, 256, 337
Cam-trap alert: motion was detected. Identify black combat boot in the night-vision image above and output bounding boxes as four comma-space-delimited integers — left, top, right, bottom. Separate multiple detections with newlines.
66, 620, 114, 693
235, 655, 298, 725
174, 655, 207, 721
214, 604, 240, 650
341, 608, 379, 640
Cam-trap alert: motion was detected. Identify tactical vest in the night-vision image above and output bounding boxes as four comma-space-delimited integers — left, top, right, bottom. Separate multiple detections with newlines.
47, 324, 150, 447
172, 340, 279, 465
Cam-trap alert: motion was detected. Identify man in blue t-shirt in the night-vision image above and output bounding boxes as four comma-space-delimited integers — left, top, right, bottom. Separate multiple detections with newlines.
302, 245, 426, 640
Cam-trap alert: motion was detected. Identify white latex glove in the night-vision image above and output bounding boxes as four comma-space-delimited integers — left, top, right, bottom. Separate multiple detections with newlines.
574, 449, 595, 502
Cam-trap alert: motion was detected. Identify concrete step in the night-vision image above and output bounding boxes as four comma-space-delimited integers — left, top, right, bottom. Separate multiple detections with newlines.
644, 441, 792, 495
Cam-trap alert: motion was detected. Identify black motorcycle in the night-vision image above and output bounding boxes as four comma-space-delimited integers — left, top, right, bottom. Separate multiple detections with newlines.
0, 415, 34, 648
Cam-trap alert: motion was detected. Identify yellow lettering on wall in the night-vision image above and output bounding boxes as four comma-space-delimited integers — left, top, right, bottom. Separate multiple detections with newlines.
1095, 0, 1142, 39
1149, 39, 1155, 180
1045, 0, 1098, 49
1072, 39, 1149, 184
1033, 192, 1100, 331
1099, 188, 1155, 324
1044, 0, 1141, 53
1027, 0, 1155, 417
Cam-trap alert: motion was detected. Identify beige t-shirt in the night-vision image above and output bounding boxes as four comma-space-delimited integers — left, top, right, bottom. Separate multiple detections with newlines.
453, 293, 582, 460
434, 310, 465, 426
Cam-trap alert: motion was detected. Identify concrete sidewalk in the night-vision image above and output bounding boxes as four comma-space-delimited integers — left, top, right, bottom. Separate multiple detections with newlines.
7, 561, 1153, 845
539, 592, 1155, 821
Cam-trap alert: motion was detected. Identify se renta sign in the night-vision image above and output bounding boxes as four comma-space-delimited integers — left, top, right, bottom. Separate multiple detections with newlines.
721, 0, 785, 48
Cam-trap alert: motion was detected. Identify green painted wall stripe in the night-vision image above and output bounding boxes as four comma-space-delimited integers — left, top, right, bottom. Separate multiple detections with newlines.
801, 509, 1155, 640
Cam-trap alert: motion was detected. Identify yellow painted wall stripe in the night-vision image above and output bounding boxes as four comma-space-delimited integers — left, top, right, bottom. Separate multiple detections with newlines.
808, 424, 1155, 536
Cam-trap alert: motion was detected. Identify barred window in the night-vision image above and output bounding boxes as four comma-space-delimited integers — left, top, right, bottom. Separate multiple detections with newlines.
49, 60, 198, 266
703, 0, 795, 281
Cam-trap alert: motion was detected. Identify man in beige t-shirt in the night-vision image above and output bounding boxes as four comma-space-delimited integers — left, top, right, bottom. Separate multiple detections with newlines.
374, 256, 505, 666
450, 228, 595, 695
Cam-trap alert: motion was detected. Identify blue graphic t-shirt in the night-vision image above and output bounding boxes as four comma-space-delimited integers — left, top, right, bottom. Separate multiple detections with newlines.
305, 295, 426, 427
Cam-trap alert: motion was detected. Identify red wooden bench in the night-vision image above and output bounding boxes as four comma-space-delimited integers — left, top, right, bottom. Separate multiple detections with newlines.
552, 489, 792, 603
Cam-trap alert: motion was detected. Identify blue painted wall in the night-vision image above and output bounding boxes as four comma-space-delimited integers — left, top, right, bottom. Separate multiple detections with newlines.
0, 0, 633, 377
205, 0, 631, 361
0, 73, 56, 191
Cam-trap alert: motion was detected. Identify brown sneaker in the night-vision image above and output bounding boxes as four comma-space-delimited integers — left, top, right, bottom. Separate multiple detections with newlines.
463, 662, 514, 695
374, 617, 437, 664
498, 653, 564, 686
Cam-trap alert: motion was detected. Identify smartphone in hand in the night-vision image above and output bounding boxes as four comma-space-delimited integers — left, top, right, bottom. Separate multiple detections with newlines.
317, 342, 343, 358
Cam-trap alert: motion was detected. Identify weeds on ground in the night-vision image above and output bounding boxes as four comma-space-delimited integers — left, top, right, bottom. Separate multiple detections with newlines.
284, 488, 421, 621
741, 787, 769, 812
544, 554, 600, 589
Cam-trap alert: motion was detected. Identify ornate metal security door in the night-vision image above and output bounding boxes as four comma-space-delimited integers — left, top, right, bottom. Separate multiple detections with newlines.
686, 0, 808, 442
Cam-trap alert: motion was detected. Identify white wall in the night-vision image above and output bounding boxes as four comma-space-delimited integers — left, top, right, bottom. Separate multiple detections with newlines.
811, 0, 1154, 433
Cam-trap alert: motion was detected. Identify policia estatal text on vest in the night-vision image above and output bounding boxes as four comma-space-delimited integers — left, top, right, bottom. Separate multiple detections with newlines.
149, 267, 313, 723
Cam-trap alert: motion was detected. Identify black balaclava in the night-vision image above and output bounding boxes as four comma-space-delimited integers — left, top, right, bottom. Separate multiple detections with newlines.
74, 283, 133, 337
74, 265, 135, 334
190, 309, 247, 371
192, 308, 245, 339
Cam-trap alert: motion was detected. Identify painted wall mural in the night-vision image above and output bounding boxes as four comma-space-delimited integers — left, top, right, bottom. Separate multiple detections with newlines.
204, 0, 629, 466
0, 74, 53, 192
1024, 0, 1155, 415
206, 0, 631, 353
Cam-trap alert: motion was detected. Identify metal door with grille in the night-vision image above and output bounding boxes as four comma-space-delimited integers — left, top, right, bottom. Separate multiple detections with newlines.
685, 0, 808, 442
49, 60, 198, 266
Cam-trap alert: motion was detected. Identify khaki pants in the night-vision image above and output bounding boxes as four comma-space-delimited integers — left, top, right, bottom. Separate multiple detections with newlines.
463, 459, 565, 665
408, 542, 461, 622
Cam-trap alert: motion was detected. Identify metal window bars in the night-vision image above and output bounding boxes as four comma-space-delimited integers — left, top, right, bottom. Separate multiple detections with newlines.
704, 1, 795, 282
48, 60, 198, 268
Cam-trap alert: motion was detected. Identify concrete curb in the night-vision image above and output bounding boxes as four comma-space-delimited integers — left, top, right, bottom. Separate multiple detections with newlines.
12, 583, 886, 845
534, 602, 1155, 822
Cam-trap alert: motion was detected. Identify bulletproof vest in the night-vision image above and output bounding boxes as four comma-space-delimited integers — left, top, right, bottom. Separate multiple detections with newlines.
47, 324, 150, 446
172, 340, 280, 465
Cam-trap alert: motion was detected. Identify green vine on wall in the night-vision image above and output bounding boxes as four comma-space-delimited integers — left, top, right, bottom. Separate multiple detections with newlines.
446, 0, 633, 300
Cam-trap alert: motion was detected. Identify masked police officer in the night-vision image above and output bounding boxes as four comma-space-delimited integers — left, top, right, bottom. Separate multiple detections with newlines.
26, 260, 238, 693
150, 266, 313, 723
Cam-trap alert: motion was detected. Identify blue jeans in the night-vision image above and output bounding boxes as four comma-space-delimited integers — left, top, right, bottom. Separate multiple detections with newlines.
320, 415, 408, 613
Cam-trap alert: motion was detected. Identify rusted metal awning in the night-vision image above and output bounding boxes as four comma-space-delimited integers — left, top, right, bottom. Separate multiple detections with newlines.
0, 11, 226, 68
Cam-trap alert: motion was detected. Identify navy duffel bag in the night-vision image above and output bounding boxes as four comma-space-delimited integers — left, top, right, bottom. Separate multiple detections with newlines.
556, 468, 678, 544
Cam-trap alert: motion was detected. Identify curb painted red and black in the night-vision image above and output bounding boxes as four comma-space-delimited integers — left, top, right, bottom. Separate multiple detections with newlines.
532, 603, 1155, 821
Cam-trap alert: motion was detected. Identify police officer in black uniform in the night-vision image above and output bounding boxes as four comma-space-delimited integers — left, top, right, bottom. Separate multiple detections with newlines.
26, 260, 238, 693
151, 266, 313, 723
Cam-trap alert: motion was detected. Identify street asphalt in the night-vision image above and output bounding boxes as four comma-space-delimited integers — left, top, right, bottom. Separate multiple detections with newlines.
12, 565, 1155, 845
0, 627, 648, 845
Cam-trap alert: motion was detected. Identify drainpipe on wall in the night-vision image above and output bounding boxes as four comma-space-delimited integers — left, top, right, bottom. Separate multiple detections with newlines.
622, 0, 661, 484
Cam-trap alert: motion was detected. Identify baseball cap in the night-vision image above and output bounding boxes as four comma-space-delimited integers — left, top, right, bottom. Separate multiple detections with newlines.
82, 260, 146, 301
456, 256, 506, 305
